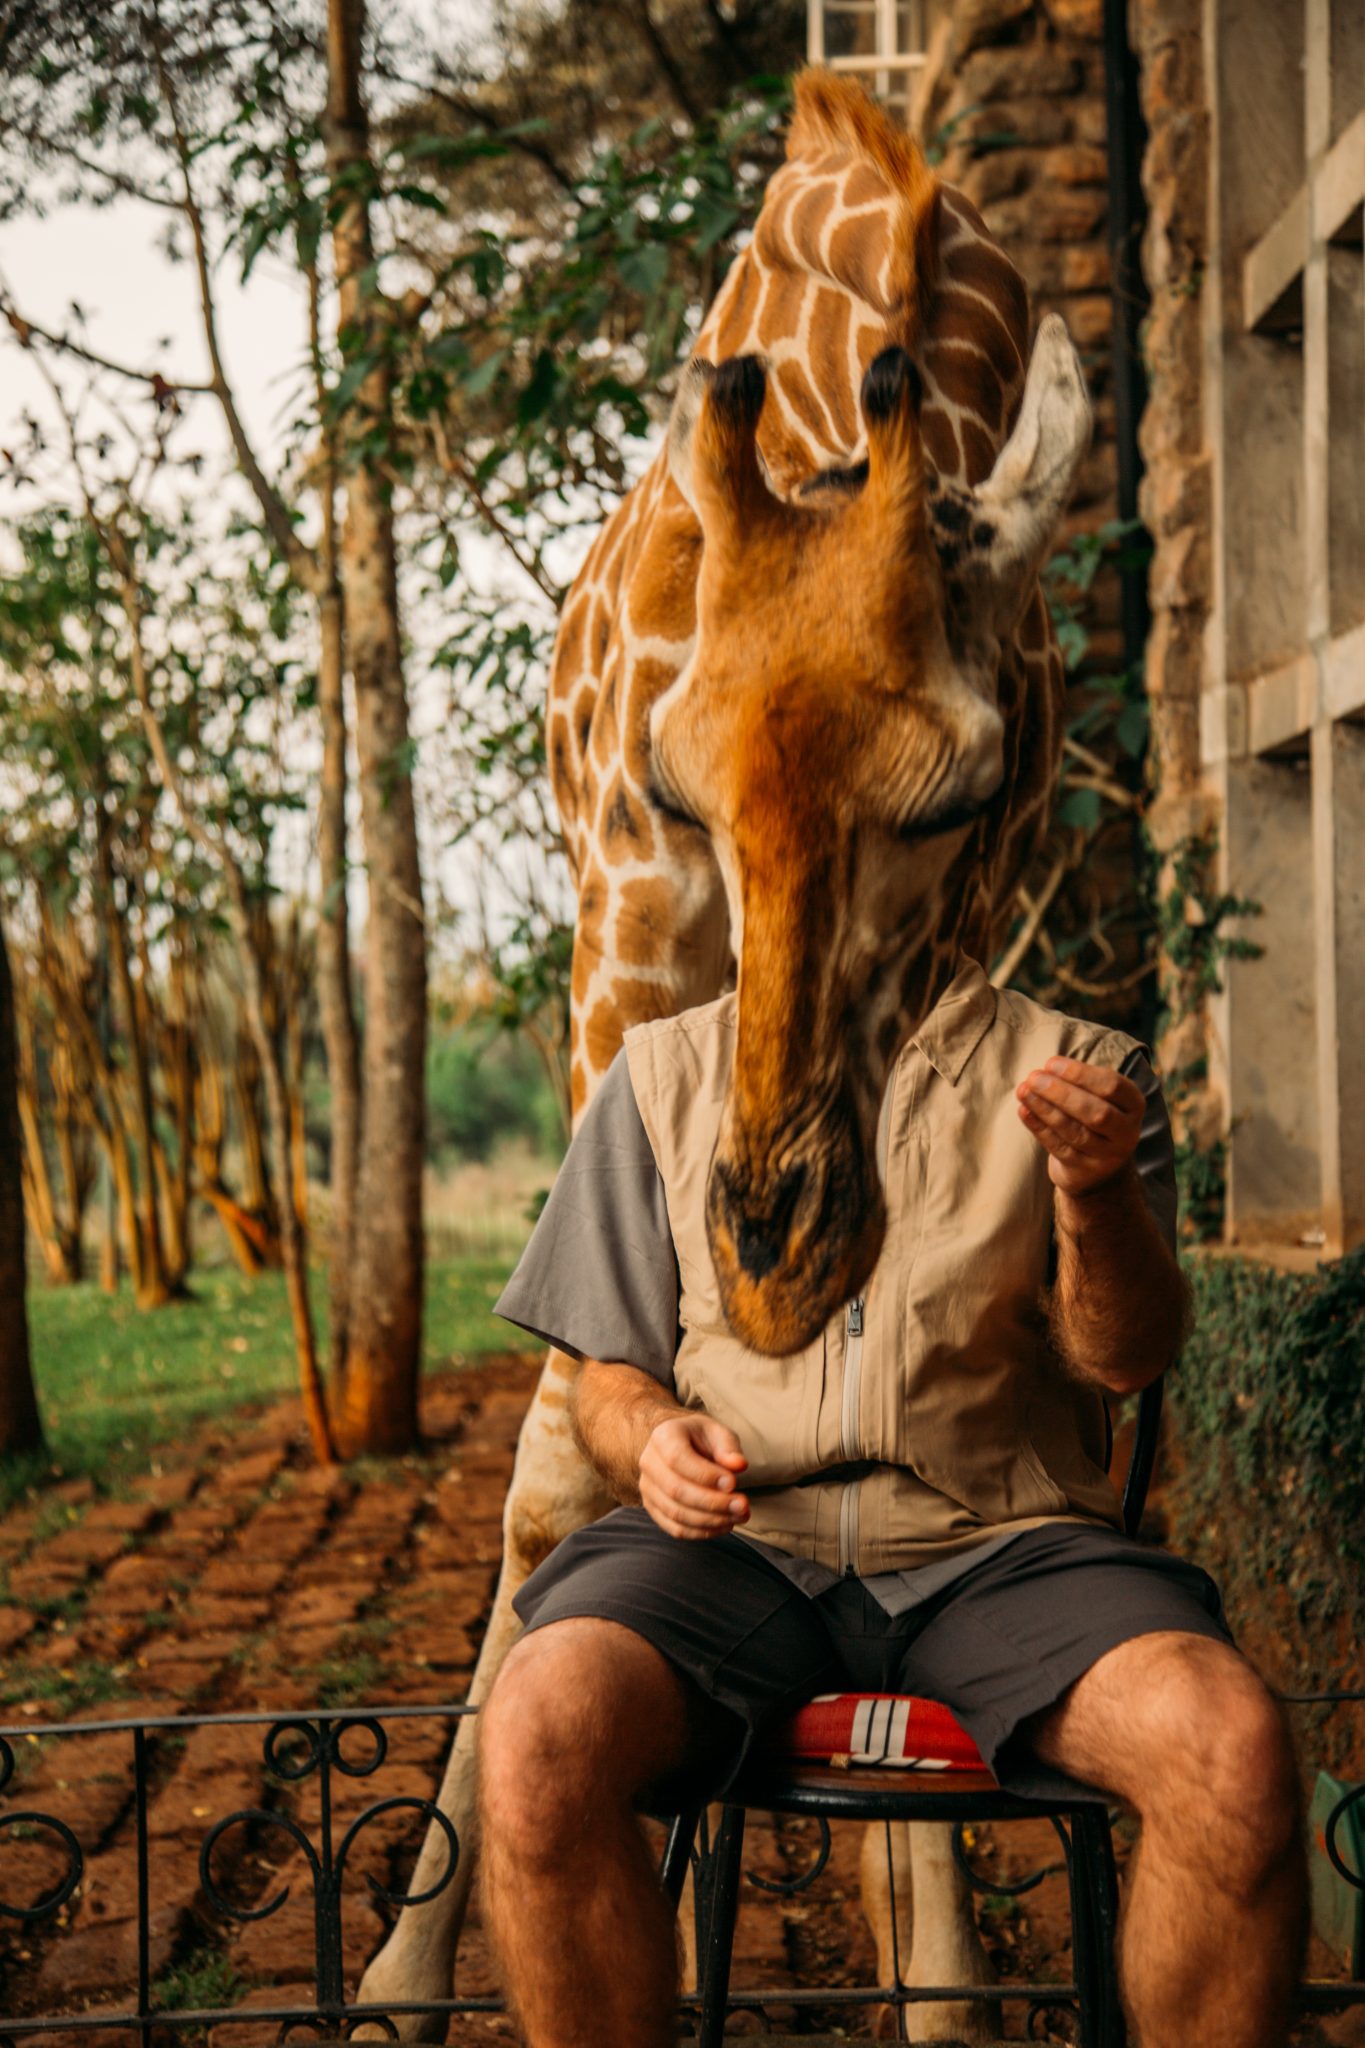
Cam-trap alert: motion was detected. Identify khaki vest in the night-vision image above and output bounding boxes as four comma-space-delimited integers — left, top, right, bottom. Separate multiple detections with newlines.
624, 959, 1143, 1575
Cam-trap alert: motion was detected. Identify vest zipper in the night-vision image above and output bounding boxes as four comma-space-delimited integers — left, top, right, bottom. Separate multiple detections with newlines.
835, 1065, 902, 1575
837, 1296, 864, 1573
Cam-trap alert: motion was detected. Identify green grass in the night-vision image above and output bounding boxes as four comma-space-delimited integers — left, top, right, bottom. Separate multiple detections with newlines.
150, 1946, 246, 2029
0, 1655, 128, 1717
6, 1253, 537, 1512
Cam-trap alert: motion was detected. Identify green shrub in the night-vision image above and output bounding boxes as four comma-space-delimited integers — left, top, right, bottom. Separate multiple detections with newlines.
1170, 1250, 1365, 1685
425, 1023, 562, 1166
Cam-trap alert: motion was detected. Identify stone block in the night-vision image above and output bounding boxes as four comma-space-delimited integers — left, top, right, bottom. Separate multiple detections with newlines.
1139, 452, 1211, 537
0, 1604, 37, 1653
961, 46, 1086, 102
6, 1561, 89, 1601
1144, 608, 1206, 703
204, 1448, 289, 1496
1140, 28, 1206, 118
32, 1902, 182, 2003
1061, 293, 1113, 347
83, 1501, 160, 1538
1151, 524, 1211, 612
1071, 96, 1111, 148
1146, 693, 1202, 785
276, 1585, 364, 1631
132, 1467, 199, 1508
42, 1528, 129, 1572
983, 185, 1109, 244
1029, 242, 1112, 294
954, 96, 1077, 153
1042, 142, 1109, 186
959, 149, 1033, 204
942, 0, 1035, 66
1041, 0, 1103, 34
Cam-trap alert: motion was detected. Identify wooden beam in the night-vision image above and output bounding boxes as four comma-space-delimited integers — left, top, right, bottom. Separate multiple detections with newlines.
1323, 619, 1365, 722
1243, 108, 1365, 333
1243, 186, 1308, 333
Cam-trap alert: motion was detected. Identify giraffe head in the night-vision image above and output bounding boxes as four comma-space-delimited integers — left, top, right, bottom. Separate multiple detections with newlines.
655, 314, 1091, 1354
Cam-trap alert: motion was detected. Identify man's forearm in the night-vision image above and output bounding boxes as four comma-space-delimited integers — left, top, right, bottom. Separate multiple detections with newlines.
1050, 1165, 1190, 1395
572, 1357, 685, 1502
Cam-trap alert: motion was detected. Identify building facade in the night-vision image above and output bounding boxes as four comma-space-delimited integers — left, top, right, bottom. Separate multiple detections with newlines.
810, 0, 1365, 1255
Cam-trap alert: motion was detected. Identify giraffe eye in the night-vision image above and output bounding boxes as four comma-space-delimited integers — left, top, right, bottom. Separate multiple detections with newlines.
897, 796, 988, 843
647, 766, 704, 830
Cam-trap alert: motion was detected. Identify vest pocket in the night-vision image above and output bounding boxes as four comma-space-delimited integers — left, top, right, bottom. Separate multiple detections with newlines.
672, 1327, 826, 1487
906, 1400, 1074, 1525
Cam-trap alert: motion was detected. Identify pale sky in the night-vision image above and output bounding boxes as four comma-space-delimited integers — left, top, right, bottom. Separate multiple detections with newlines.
0, 107, 620, 957
0, 0, 663, 966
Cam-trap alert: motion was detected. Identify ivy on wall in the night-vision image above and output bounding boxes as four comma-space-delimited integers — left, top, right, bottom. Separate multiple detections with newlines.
1170, 1250, 1365, 1738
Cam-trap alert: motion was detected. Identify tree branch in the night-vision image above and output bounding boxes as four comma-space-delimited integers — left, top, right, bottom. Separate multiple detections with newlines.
427, 413, 563, 606
627, 0, 701, 127
151, 38, 321, 595
0, 290, 213, 401
992, 849, 1070, 990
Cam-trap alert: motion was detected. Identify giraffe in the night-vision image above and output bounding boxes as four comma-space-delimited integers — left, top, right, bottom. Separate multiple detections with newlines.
357, 70, 1092, 2040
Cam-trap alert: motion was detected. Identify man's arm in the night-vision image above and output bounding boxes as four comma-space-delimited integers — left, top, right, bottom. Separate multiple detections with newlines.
572, 1358, 752, 1541
1017, 1055, 1190, 1396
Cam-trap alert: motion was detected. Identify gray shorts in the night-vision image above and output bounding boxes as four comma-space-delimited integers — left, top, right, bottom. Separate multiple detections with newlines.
512, 1511, 1232, 1803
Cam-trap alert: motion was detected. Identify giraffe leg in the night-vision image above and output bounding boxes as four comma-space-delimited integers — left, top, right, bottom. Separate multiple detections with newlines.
861, 1821, 997, 2043
353, 1351, 613, 2040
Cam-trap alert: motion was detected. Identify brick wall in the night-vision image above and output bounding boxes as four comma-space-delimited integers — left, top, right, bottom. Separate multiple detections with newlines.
1128, 0, 1217, 1132
918, 0, 1123, 674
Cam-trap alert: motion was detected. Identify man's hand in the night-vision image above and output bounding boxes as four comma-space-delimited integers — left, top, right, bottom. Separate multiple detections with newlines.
1016, 1054, 1145, 1197
571, 1358, 752, 1539
639, 1413, 750, 1541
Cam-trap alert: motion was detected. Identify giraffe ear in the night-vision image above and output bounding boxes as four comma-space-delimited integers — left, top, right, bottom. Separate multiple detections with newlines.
968, 313, 1093, 628
860, 347, 929, 551
667, 354, 783, 546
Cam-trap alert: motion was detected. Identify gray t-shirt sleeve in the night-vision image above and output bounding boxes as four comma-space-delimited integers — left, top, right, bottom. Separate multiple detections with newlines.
494, 1050, 681, 1382
1120, 1046, 1178, 1254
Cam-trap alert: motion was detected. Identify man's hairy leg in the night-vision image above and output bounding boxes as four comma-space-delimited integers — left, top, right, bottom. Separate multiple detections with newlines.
478, 1616, 723, 2048
1028, 1631, 1306, 2048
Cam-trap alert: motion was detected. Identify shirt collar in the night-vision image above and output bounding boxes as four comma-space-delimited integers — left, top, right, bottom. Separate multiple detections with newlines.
908, 955, 997, 1086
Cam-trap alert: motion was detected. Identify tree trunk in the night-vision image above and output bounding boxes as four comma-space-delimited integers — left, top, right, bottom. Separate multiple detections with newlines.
52, 1096, 92, 1282
194, 1053, 280, 1272
95, 805, 170, 1306
315, 584, 361, 1383
0, 921, 45, 1461
236, 913, 333, 1466
326, 0, 427, 1456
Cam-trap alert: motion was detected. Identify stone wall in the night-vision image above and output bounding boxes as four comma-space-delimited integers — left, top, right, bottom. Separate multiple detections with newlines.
918, 0, 1123, 673
1128, 0, 1217, 1138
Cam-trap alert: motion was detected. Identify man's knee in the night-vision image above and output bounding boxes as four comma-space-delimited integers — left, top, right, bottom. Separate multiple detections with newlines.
1126, 1640, 1300, 1894
478, 1619, 681, 1863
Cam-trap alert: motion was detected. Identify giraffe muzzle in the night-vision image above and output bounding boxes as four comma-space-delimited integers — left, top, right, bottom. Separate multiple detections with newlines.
706, 1137, 885, 1356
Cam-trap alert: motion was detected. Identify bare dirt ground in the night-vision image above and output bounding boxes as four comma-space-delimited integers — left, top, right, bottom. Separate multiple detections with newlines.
1, 1359, 1361, 2045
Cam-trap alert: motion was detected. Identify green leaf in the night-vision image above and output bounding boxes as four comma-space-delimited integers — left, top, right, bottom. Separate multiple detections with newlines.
330, 353, 375, 413
392, 183, 448, 215
462, 350, 507, 398
617, 243, 668, 299
1116, 698, 1149, 759
691, 196, 740, 253
1057, 787, 1102, 833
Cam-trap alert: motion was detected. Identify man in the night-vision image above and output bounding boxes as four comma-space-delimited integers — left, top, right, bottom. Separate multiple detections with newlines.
478, 960, 1306, 2048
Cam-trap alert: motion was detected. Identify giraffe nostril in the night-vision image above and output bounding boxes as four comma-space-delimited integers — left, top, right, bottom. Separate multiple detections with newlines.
730, 1165, 807, 1281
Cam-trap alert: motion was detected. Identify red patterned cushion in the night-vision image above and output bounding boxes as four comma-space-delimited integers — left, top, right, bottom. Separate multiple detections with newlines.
777, 1693, 986, 1771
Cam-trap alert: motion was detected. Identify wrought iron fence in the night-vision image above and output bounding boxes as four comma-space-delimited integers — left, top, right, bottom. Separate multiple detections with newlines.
2, 1697, 1363, 2043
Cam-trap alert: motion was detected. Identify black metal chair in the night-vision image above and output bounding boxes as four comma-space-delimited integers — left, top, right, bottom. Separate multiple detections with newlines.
659, 1378, 1165, 2046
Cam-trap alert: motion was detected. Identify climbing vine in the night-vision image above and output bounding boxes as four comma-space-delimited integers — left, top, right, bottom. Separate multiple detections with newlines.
1169, 1248, 1365, 1739
1154, 829, 1263, 1241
